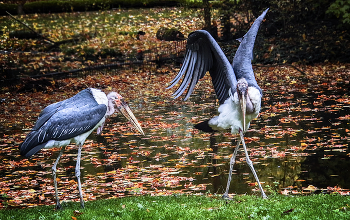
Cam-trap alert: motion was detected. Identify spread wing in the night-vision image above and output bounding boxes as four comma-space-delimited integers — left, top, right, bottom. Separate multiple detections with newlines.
167, 30, 237, 105
232, 8, 268, 94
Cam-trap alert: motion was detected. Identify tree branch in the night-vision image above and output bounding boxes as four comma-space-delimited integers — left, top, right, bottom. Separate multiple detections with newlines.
6, 11, 55, 44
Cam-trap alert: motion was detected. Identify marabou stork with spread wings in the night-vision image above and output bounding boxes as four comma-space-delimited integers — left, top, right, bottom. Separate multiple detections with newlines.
19, 88, 144, 209
167, 9, 269, 199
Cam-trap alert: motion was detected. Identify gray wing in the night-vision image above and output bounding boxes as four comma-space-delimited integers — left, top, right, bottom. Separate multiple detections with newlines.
32, 89, 97, 130
19, 89, 107, 157
232, 8, 268, 94
167, 30, 237, 105
32, 101, 63, 131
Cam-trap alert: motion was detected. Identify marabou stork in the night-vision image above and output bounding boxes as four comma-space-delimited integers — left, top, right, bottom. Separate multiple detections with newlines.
19, 88, 144, 209
167, 9, 269, 199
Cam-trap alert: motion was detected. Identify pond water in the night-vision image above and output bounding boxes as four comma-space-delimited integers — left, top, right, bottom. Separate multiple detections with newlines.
0, 65, 349, 208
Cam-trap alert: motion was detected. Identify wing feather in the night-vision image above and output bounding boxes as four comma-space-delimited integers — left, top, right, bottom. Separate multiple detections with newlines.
173, 51, 197, 99
167, 30, 237, 104
232, 8, 268, 94
19, 89, 108, 157
215, 70, 226, 100
20, 104, 107, 157
168, 50, 192, 88
184, 49, 203, 100
31, 101, 63, 131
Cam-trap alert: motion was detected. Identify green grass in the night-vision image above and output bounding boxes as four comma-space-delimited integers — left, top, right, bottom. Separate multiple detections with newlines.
1, 194, 350, 219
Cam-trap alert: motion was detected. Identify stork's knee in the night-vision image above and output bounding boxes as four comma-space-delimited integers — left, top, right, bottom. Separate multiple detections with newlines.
246, 158, 253, 167
75, 169, 80, 178
230, 157, 236, 165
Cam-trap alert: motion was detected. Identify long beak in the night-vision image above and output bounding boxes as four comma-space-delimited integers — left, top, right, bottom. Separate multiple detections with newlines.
240, 94, 247, 132
117, 100, 144, 135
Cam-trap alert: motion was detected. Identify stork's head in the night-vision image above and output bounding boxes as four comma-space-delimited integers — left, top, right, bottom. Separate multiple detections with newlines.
107, 92, 144, 135
237, 78, 249, 132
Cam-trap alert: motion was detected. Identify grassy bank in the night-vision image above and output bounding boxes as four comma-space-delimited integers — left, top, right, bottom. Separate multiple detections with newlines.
0, 194, 349, 219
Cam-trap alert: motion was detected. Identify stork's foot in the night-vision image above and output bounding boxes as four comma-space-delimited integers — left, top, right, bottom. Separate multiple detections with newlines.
55, 202, 62, 210
222, 194, 233, 200
80, 201, 85, 209
261, 193, 268, 199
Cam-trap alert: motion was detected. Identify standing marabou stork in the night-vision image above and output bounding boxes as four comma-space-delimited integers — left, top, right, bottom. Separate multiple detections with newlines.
167, 9, 269, 199
19, 88, 144, 209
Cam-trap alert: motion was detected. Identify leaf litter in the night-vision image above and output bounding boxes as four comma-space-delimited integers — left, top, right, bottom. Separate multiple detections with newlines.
0, 8, 350, 209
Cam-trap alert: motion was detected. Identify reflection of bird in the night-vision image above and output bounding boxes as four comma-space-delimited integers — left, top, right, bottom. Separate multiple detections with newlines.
167, 9, 269, 199
19, 88, 144, 209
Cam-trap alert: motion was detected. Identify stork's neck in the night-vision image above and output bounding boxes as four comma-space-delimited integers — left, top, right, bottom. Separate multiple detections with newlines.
106, 100, 115, 116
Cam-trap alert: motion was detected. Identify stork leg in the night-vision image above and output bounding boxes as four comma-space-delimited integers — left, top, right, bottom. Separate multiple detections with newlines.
75, 144, 85, 208
240, 131, 268, 199
52, 146, 65, 210
223, 139, 241, 199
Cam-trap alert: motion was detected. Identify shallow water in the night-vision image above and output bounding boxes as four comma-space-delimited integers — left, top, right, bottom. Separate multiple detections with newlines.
0, 67, 349, 208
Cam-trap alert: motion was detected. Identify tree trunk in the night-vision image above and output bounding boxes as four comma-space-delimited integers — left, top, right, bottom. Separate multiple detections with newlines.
220, 0, 232, 41
17, 3, 25, 15
203, 0, 211, 29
